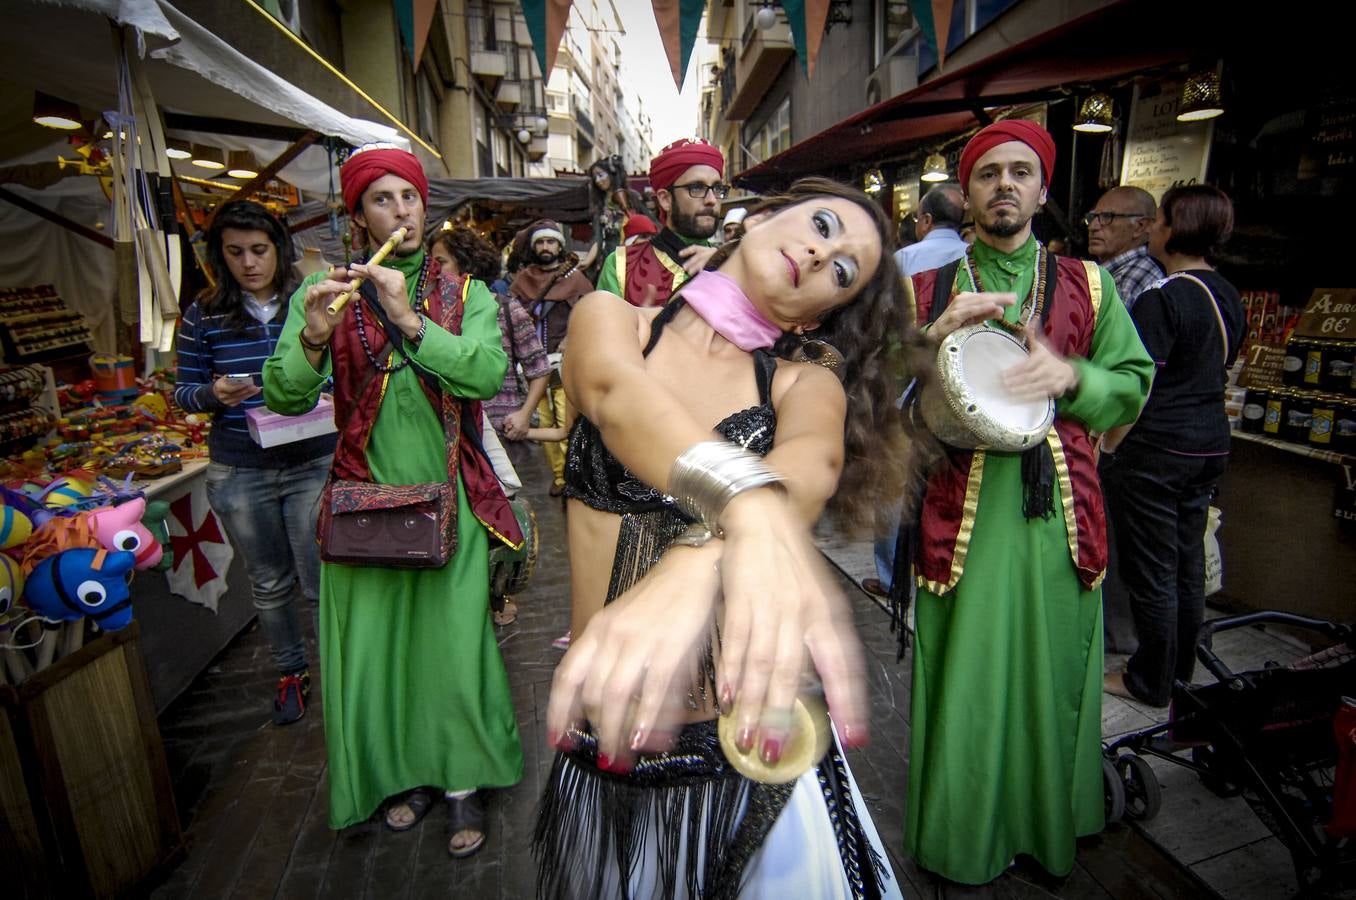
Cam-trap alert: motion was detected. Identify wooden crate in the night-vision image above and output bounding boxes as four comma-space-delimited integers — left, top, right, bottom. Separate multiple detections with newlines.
0, 623, 183, 898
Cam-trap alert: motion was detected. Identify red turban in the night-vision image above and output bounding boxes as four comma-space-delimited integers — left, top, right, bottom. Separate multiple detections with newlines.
340, 146, 428, 216
623, 214, 658, 239
648, 138, 724, 194
957, 120, 1056, 196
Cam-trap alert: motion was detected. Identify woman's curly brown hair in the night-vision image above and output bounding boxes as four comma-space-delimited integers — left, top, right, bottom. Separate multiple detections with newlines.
427, 227, 502, 283
706, 177, 941, 534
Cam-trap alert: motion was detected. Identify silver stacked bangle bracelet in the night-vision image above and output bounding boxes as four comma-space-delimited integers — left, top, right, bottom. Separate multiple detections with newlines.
669, 441, 784, 541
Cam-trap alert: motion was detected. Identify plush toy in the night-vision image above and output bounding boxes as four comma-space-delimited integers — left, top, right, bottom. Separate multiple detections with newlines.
0, 553, 23, 624
1, 502, 32, 549
23, 548, 136, 631
37, 472, 99, 510
141, 500, 173, 573
22, 496, 163, 572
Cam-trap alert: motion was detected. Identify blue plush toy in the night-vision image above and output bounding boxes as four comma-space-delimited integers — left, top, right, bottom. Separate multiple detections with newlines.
23, 548, 136, 631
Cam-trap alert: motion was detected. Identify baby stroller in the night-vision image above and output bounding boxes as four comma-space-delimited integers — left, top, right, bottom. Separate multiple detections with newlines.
1102, 611, 1355, 895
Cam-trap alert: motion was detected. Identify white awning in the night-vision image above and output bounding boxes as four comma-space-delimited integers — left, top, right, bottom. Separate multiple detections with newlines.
5, 0, 407, 150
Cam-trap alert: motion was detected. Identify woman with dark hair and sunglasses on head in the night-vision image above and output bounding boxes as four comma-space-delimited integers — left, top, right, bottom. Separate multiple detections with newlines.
534, 177, 933, 898
174, 200, 336, 725
1101, 184, 1244, 709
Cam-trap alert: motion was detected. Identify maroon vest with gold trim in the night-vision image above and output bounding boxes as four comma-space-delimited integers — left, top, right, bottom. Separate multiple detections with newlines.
911, 255, 1108, 594
617, 240, 688, 307
328, 264, 523, 550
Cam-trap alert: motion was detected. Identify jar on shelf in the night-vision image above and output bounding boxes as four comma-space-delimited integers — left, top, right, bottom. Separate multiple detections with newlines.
1303, 341, 1327, 388
1263, 388, 1289, 436
1333, 397, 1356, 455
1325, 340, 1355, 395
1282, 339, 1307, 387
1241, 387, 1269, 434
1281, 391, 1314, 443
1308, 394, 1338, 447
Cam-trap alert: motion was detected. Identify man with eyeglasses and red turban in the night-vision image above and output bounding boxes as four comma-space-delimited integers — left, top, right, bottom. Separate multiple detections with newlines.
263, 143, 523, 859
903, 120, 1153, 885
595, 138, 725, 306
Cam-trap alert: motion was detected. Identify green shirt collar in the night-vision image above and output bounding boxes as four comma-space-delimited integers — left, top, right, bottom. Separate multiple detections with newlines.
971, 233, 1038, 276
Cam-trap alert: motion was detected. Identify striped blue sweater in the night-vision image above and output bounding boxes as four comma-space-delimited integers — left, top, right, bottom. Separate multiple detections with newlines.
174, 300, 336, 468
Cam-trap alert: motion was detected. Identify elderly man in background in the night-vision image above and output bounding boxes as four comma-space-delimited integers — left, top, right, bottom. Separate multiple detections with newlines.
1086, 185, 1162, 309
595, 138, 723, 306
895, 182, 969, 277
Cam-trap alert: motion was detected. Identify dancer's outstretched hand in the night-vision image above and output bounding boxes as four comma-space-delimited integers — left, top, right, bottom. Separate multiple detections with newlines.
545, 542, 723, 770
716, 489, 870, 764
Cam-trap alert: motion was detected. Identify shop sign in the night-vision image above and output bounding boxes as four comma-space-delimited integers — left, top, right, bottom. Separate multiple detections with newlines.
1120, 78, 1215, 203
1299, 96, 1356, 180
1238, 342, 1287, 389
1294, 288, 1356, 339
1335, 461, 1356, 525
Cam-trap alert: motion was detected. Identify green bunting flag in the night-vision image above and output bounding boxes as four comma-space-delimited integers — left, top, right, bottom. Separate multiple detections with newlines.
521, 0, 573, 81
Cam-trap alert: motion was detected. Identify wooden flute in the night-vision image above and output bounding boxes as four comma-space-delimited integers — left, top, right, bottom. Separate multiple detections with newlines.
325, 226, 409, 315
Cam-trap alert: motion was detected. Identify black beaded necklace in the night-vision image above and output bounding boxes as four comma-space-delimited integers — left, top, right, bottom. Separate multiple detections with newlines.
352, 255, 429, 373
962, 242, 1049, 343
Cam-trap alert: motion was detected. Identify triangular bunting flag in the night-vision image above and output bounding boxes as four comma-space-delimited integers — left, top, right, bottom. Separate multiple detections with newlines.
522, 0, 574, 82
915, 0, 956, 73
650, 0, 706, 90
782, 0, 832, 77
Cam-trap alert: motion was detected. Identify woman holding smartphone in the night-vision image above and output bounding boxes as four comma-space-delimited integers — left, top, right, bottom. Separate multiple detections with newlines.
174, 200, 336, 725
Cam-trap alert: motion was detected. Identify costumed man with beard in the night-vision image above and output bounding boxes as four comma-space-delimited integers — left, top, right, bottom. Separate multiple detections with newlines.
595, 138, 723, 306
263, 144, 524, 856
904, 121, 1153, 884
508, 220, 594, 496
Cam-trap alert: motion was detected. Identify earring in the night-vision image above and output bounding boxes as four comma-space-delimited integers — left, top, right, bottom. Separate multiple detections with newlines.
791, 337, 845, 380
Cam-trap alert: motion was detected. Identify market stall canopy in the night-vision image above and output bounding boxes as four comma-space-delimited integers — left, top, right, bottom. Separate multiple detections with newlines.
734, 0, 1264, 192
2, 0, 406, 151
287, 176, 592, 261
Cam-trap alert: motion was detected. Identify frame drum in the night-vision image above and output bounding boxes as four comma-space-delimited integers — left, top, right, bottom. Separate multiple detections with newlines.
919, 324, 1055, 452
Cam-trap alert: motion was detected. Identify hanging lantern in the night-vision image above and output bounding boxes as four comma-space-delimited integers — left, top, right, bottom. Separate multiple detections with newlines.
1177, 70, 1223, 122
921, 153, 949, 183
1073, 93, 1115, 133
863, 168, 884, 195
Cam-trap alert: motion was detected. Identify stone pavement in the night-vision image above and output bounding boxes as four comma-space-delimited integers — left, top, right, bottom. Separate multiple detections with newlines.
149, 448, 1219, 899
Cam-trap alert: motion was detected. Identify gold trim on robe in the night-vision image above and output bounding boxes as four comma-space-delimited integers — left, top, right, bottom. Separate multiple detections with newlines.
1081, 260, 1102, 323
918, 449, 987, 596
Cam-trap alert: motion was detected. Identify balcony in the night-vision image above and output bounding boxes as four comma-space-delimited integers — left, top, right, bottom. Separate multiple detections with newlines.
495, 80, 522, 110
724, 13, 794, 121
528, 135, 548, 162
573, 100, 594, 139
471, 49, 506, 89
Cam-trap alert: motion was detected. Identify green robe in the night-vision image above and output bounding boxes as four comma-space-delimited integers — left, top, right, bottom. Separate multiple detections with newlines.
905, 237, 1152, 883
263, 253, 523, 829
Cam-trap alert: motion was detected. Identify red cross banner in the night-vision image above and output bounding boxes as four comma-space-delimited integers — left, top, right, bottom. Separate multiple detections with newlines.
165, 479, 234, 612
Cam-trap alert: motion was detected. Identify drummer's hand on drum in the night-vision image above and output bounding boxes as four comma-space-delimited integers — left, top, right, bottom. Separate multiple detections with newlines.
545, 542, 723, 771
931, 291, 1016, 340
301, 267, 354, 345
717, 490, 870, 762
1004, 324, 1080, 400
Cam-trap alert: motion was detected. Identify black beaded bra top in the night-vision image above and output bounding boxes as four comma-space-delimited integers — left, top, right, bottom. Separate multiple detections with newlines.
563, 298, 779, 515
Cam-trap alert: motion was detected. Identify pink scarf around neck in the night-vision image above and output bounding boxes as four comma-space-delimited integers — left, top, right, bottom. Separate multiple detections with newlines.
678, 270, 783, 351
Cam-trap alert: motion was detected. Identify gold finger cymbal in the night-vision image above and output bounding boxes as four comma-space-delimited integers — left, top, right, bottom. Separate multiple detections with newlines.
718, 695, 831, 784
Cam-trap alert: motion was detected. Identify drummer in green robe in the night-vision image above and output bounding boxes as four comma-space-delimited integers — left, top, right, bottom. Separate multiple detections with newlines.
263, 144, 523, 857
907, 121, 1153, 884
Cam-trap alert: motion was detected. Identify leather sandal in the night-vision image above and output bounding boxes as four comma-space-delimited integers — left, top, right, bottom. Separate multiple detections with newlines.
446, 792, 487, 858
384, 788, 433, 832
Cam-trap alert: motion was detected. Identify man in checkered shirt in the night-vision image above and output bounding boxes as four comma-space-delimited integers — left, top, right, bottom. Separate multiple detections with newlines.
1086, 185, 1164, 310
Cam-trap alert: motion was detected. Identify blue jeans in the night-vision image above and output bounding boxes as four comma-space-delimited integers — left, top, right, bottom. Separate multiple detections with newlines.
1100, 443, 1228, 706
204, 456, 330, 674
